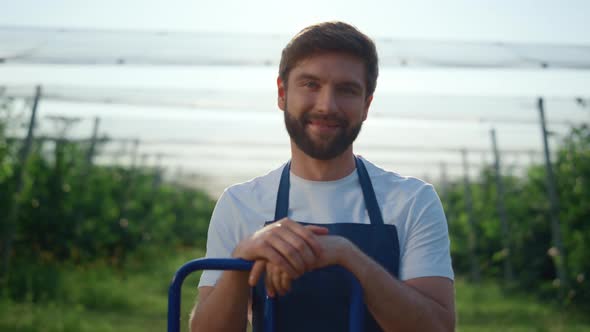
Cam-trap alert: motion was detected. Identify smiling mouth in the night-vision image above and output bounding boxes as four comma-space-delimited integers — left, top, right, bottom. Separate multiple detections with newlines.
306, 119, 342, 128
306, 121, 343, 136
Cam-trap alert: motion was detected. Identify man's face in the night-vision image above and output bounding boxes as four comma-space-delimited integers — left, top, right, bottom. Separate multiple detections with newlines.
278, 53, 373, 160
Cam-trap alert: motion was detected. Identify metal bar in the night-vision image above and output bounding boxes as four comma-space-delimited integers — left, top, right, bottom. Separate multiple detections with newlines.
1, 85, 41, 279
264, 296, 276, 332
168, 258, 366, 332
490, 128, 513, 284
349, 278, 365, 331
86, 117, 100, 165
168, 259, 253, 332
537, 97, 568, 293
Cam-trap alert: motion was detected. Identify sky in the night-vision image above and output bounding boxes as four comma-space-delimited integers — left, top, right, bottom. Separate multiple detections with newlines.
1, 0, 589, 44
1, 0, 589, 196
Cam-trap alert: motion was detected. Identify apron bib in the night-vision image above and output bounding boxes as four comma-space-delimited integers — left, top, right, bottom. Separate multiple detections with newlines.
252, 157, 400, 332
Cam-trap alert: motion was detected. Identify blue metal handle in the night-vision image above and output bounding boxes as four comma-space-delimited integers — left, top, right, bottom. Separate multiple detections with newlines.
167, 258, 253, 332
167, 258, 364, 332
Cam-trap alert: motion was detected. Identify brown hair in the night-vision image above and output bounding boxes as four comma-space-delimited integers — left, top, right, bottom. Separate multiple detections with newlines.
279, 21, 379, 97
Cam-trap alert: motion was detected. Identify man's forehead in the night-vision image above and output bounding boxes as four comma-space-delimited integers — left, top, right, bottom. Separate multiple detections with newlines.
293, 52, 364, 67
289, 53, 366, 83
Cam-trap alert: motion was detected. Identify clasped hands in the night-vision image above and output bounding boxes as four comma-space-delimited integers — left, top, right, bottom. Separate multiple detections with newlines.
232, 218, 350, 297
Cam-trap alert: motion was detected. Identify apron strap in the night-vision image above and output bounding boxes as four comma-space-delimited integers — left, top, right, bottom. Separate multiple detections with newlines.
273, 157, 384, 225
274, 161, 291, 221
355, 157, 384, 226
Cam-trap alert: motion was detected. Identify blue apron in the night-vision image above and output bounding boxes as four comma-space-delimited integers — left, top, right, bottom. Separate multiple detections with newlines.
252, 156, 400, 332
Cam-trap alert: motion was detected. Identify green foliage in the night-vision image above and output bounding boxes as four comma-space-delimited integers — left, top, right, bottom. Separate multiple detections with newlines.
0, 112, 215, 302
0, 249, 205, 332
443, 124, 590, 308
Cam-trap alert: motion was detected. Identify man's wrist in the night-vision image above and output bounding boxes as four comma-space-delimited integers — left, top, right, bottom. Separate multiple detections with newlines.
338, 242, 368, 277
231, 242, 247, 259
335, 238, 359, 268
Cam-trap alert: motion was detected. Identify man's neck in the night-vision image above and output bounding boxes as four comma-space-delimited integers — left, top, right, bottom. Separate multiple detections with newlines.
289, 142, 356, 181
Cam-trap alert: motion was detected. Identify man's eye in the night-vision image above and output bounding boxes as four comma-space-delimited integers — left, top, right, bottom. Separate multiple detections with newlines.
338, 87, 359, 95
304, 81, 319, 88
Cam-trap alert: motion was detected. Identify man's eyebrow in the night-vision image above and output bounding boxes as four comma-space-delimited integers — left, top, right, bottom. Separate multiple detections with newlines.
293, 73, 320, 81
336, 81, 363, 90
294, 73, 363, 89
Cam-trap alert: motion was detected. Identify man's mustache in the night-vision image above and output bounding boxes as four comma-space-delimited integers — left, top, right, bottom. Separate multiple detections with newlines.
301, 113, 348, 126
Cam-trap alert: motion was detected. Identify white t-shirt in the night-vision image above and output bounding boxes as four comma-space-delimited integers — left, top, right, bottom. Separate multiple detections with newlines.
198, 157, 454, 288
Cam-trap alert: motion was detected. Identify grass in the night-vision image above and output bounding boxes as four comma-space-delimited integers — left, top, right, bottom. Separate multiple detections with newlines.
1, 249, 589, 332
455, 279, 590, 332
0, 247, 205, 332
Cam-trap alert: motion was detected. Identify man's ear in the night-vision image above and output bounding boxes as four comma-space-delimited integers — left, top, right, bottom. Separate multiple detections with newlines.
277, 76, 286, 111
362, 95, 373, 121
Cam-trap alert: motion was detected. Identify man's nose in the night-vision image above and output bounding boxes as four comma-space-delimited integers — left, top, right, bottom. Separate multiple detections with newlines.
316, 87, 338, 113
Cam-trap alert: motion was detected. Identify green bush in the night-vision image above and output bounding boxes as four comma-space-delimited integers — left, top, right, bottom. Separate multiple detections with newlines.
444, 124, 590, 308
0, 112, 215, 301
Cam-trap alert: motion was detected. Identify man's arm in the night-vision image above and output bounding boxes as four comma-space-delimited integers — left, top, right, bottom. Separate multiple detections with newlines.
190, 273, 250, 332
342, 241, 455, 332
260, 235, 455, 332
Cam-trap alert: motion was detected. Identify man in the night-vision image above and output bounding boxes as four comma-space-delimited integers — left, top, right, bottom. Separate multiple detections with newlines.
190, 21, 455, 332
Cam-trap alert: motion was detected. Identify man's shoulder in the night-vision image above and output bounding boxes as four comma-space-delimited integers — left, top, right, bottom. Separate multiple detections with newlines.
361, 156, 437, 201
362, 157, 431, 188
221, 163, 285, 203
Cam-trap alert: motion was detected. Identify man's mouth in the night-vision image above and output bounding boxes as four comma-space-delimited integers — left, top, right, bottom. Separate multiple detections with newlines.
306, 119, 342, 128
304, 113, 346, 131
305, 119, 344, 135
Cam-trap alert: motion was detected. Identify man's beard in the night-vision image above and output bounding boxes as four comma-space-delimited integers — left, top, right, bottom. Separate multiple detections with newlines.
283, 107, 363, 160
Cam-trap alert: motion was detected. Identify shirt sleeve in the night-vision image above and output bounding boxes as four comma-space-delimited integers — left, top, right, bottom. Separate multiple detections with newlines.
399, 184, 454, 281
198, 189, 240, 288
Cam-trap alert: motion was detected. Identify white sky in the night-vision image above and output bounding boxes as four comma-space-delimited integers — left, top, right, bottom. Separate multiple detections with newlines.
1, 0, 590, 196
1, 0, 589, 43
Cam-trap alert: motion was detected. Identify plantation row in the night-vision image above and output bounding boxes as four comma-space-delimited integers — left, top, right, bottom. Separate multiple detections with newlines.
0, 114, 216, 301
443, 124, 590, 308
1, 104, 589, 308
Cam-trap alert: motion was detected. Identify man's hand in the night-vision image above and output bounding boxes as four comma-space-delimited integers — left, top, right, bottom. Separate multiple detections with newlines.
231, 218, 329, 287
261, 234, 354, 296
264, 262, 292, 297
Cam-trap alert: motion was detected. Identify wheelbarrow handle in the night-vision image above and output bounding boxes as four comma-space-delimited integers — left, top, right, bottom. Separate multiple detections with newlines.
167, 258, 364, 332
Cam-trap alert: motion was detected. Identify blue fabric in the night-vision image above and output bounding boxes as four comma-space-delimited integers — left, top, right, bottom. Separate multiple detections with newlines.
253, 157, 400, 332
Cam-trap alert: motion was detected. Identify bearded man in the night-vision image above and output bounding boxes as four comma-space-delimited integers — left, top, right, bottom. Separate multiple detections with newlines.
190, 21, 455, 332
